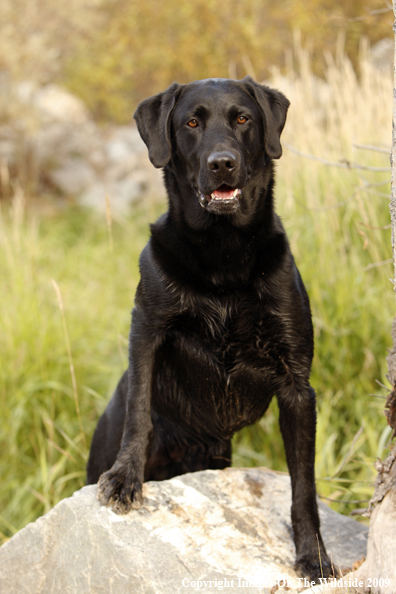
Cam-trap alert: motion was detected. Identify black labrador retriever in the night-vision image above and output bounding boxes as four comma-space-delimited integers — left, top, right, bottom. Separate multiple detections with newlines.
87, 76, 333, 581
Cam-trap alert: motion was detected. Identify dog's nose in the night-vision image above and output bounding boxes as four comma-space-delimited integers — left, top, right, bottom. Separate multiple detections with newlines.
207, 151, 237, 175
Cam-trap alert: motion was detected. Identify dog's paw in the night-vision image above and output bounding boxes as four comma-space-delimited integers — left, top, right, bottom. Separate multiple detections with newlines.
295, 554, 338, 584
97, 463, 143, 514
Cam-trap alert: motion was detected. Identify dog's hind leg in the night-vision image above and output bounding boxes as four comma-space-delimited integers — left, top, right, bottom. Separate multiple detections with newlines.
144, 424, 232, 480
207, 440, 232, 470
179, 440, 232, 473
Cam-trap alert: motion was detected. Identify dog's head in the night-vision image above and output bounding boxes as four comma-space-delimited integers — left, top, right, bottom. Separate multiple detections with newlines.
134, 77, 289, 216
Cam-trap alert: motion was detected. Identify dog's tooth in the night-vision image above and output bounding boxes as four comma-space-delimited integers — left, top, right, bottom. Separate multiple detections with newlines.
199, 193, 206, 208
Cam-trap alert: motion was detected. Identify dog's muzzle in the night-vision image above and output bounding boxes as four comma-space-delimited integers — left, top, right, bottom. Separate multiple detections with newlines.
198, 184, 242, 213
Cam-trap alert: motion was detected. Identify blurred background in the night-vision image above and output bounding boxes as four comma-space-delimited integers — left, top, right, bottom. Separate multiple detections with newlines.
0, 0, 395, 543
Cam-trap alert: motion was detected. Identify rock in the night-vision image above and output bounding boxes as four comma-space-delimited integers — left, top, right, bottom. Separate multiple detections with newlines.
0, 82, 164, 210
33, 119, 98, 164
77, 124, 163, 215
0, 467, 368, 594
104, 126, 145, 162
79, 175, 147, 214
49, 157, 97, 195
370, 39, 394, 72
33, 84, 90, 125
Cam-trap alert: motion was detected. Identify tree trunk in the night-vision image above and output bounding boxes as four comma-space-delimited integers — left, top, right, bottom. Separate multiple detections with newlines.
350, 6, 396, 592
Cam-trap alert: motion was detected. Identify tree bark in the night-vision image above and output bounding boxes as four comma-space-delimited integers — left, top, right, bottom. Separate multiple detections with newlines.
350, 6, 396, 592
391, 5, 396, 282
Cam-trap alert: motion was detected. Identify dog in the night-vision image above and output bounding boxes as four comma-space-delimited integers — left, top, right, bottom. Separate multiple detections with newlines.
87, 76, 333, 581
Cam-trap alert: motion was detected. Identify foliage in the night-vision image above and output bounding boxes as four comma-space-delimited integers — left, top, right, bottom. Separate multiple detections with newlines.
63, 0, 392, 122
0, 196, 153, 541
0, 0, 100, 84
1, 0, 390, 123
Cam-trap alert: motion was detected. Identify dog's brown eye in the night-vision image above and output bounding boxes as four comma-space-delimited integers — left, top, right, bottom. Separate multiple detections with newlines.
237, 116, 248, 124
187, 119, 198, 128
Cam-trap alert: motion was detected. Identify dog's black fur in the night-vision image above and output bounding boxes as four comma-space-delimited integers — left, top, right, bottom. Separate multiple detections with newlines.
87, 77, 333, 581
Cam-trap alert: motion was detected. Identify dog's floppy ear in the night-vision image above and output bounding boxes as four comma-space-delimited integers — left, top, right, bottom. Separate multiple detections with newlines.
133, 82, 183, 168
242, 76, 290, 159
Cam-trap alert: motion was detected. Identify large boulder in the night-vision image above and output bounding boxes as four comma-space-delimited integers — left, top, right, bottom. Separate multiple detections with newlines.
0, 467, 368, 594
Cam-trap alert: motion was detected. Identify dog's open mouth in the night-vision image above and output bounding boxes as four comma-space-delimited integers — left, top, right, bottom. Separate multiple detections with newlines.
199, 184, 242, 210
210, 184, 241, 201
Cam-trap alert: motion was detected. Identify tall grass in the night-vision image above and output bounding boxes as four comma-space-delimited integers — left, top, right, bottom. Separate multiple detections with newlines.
0, 47, 394, 542
0, 193, 155, 541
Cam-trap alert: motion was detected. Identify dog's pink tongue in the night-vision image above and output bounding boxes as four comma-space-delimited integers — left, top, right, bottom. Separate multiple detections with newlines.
212, 188, 235, 200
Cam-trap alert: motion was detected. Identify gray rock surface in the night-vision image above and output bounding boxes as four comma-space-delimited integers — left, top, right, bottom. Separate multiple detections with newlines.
0, 467, 368, 594
0, 83, 163, 213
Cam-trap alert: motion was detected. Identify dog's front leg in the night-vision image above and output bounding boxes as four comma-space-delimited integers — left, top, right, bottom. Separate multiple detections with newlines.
277, 384, 333, 582
97, 312, 154, 514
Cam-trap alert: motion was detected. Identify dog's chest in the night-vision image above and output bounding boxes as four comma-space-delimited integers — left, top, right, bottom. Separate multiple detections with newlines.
180, 296, 286, 368
154, 296, 289, 436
